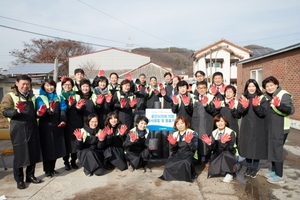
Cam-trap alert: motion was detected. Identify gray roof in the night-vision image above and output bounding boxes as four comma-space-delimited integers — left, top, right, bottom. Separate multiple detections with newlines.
1, 63, 56, 75
249, 48, 275, 57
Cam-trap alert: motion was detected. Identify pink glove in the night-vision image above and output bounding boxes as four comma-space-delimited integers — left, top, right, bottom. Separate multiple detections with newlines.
167, 134, 177, 145
172, 95, 178, 104
50, 101, 57, 111
160, 88, 166, 96
228, 99, 235, 109
184, 131, 194, 143
98, 129, 107, 141
37, 104, 47, 116
73, 129, 84, 140
60, 76, 67, 81
158, 83, 164, 90
153, 89, 158, 94
252, 96, 261, 106
146, 87, 151, 93
98, 70, 105, 77
68, 95, 75, 106
96, 94, 105, 104
239, 96, 249, 108
129, 131, 137, 142
118, 124, 128, 135
104, 126, 113, 135
201, 134, 212, 145
270, 96, 280, 107
120, 99, 127, 108
57, 122, 66, 127
187, 84, 192, 92
129, 99, 137, 107
105, 93, 113, 102
181, 95, 190, 105
125, 73, 132, 81
76, 99, 86, 109
16, 101, 27, 113
219, 85, 225, 93
210, 85, 217, 95
220, 134, 231, 143
213, 98, 222, 108
201, 95, 209, 105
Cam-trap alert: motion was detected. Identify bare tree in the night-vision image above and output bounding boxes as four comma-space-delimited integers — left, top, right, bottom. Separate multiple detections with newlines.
10, 38, 95, 76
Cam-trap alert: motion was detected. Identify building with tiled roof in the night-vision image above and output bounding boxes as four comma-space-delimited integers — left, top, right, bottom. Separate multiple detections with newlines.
192, 38, 252, 85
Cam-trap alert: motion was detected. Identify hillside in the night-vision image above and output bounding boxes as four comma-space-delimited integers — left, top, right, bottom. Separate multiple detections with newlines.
132, 47, 195, 74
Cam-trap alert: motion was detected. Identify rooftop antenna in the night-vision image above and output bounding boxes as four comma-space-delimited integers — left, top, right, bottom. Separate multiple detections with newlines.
126, 37, 133, 52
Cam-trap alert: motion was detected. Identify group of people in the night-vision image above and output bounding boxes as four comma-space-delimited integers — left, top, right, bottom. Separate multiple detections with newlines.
1, 68, 294, 189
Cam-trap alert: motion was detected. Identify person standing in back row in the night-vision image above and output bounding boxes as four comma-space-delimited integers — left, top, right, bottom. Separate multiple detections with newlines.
2, 75, 42, 189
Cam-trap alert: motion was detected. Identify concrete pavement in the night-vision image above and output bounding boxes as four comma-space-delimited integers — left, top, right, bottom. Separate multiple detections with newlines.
0, 128, 300, 200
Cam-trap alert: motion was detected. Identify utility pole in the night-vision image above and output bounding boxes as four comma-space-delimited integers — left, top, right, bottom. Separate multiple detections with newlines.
126, 37, 133, 52
210, 49, 212, 85
53, 57, 58, 82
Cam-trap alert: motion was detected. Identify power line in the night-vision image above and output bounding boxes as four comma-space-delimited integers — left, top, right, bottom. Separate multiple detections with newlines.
77, 0, 178, 47
0, 24, 123, 49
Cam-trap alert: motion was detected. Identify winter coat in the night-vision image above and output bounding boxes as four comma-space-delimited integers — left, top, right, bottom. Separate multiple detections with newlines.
171, 92, 194, 123
191, 93, 215, 156
61, 91, 83, 154
145, 86, 162, 108
1, 88, 42, 168
208, 84, 227, 101
264, 87, 294, 162
132, 79, 148, 111
94, 88, 113, 129
76, 90, 97, 123
113, 90, 136, 130
237, 93, 267, 160
162, 82, 174, 109
36, 88, 67, 161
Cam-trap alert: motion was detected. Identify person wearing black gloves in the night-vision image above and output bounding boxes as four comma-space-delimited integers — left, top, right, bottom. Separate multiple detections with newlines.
1, 75, 42, 189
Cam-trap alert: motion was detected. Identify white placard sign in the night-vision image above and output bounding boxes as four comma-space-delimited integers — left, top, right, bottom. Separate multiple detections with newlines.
145, 109, 176, 131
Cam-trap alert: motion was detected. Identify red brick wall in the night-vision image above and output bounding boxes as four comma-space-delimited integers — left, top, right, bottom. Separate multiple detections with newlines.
237, 48, 300, 120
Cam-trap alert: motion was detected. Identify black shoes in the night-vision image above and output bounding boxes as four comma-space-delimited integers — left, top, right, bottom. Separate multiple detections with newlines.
26, 176, 42, 183
45, 172, 53, 177
244, 167, 251, 177
65, 163, 71, 171
71, 162, 78, 169
17, 181, 26, 189
244, 167, 259, 178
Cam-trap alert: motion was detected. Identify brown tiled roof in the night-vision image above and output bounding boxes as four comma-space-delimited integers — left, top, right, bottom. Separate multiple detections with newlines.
192, 38, 253, 59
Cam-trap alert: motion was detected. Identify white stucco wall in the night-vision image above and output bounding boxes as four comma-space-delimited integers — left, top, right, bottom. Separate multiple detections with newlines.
69, 49, 151, 77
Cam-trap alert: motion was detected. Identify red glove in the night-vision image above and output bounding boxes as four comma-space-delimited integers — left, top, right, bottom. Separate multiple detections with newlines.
184, 131, 194, 143
118, 124, 128, 135
105, 93, 113, 102
68, 95, 75, 106
219, 85, 226, 93
120, 99, 127, 108
76, 99, 86, 109
158, 83, 164, 90
125, 73, 132, 81
213, 98, 222, 108
172, 95, 178, 104
104, 126, 113, 135
181, 95, 190, 105
220, 134, 231, 143
187, 84, 192, 92
16, 101, 27, 113
57, 122, 66, 127
167, 134, 177, 145
160, 88, 166, 96
96, 94, 105, 104
228, 99, 235, 109
37, 104, 47, 116
153, 89, 158, 94
137, 84, 143, 91
201, 134, 212, 145
239, 96, 249, 108
270, 96, 280, 107
210, 85, 217, 95
252, 96, 261, 106
60, 76, 67, 81
73, 128, 84, 140
50, 101, 57, 111
129, 131, 137, 142
129, 98, 137, 107
98, 70, 105, 77
98, 129, 107, 141
201, 95, 209, 105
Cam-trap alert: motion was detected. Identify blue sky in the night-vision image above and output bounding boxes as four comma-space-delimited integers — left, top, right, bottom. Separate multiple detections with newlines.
1, 0, 300, 69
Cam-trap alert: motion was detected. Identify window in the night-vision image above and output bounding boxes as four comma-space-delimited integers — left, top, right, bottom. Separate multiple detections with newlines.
251, 69, 263, 88
206, 62, 222, 68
